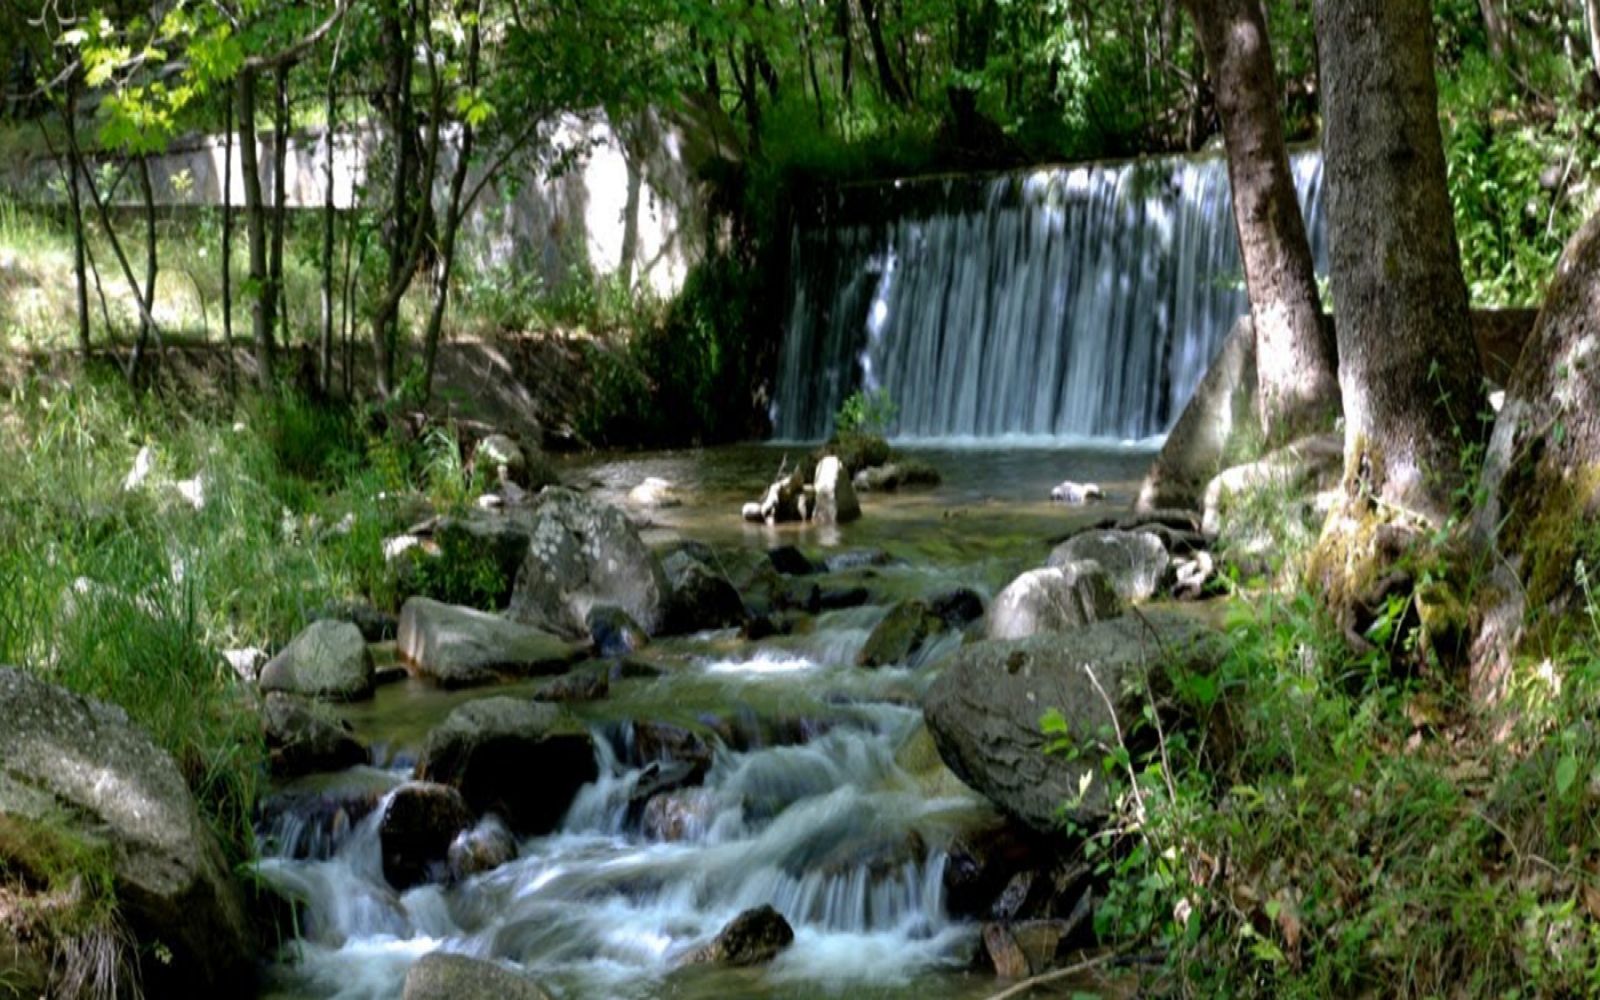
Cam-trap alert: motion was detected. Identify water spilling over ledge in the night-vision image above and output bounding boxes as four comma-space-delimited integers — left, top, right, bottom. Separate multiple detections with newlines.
772, 149, 1327, 444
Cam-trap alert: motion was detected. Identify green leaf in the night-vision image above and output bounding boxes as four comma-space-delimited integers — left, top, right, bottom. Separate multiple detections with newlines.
1555, 754, 1579, 795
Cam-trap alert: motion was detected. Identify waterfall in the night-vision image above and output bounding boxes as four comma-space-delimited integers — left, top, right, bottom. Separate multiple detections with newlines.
771, 149, 1326, 443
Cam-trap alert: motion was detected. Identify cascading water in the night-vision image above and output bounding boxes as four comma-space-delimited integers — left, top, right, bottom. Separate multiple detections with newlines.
772, 149, 1327, 443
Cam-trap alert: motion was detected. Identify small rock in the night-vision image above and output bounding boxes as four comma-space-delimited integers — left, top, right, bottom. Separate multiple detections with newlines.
852, 460, 942, 492
1049, 481, 1103, 505
858, 600, 947, 668
379, 782, 474, 890
741, 502, 764, 523
447, 816, 518, 881
259, 620, 375, 701
261, 692, 368, 778
384, 534, 425, 562
402, 952, 551, 1000
586, 605, 648, 657
683, 905, 795, 966
223, 647, 268, 683
627, 477, 682, 509
928, 588, 985, 628
812, 456, 862, 524
767, 546, 818, 576
1171, 551, 1216, 600
123, 445, 154, 491
532, 669, 610, 703
173, 476, 206, 510
399, 597, 583, 688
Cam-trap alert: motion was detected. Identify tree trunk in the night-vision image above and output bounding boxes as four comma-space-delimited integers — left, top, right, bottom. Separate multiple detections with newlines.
1586, 0, 1600, 78
320, 66, 338, 396
1184, 0, 1337, 443
238, 70, 274, 389
1479, 0, 1509, 60
1309, 0, 1485, 625
269, 63, 291, 353
223, 96, 236, 391
859, 0, 911, 107
372, 6, 414, 399
63, 81, 90, 359
128, 155, 158, 383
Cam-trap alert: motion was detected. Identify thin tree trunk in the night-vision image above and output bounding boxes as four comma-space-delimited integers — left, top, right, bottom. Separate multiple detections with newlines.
63, 80, 90, 358
1183, 0, 1337, 442
270, 63, 290, 354
1310, 0, 1485, 617
1479, 0, 1509, 60
223, 96, 236, 392
320, 60, 339, 395
1585, 0, 1600, 77
238, 69, 274, 389
128, 156, 158, 383
859, 0, 910, 107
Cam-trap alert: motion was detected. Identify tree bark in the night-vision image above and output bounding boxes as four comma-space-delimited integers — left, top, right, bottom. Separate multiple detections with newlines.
128, 156, 158, 383
1586, 0, 1600, 78
269, 63, 291, 352
238, 69, 274, 389
1309, 0, 1485, 622
223, 96, 236, 391
320, 60, 338, 396
859, 0, 911, 107
1479, 0, 1510, 60
62, 80, 91, 359
1183, 0, 1337, 442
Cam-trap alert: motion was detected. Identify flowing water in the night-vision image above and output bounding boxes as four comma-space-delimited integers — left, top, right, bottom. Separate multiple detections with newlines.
772, 149, 1326, 443
256, 443, 1152, 999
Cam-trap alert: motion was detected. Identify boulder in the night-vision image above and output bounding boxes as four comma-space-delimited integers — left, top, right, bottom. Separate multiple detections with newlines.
0, 667, 252, 992
403, 952, 551, 1000
473, 434, 558, 493
399, 598, 583, 688
261, 692, 368, 778
259, 620, 375, 701
417, 698, 598, 835
662, 551, 748, 634
1046, 530, 1171, 602
985, 564, 1120, 641
507, 489, 672, 638
858, 600, 947, 668
1201, 433, 1343, 538
627, 477, 681, 509
812, 456, 862, 524
379, 782, 475, 890
923, 612, 1223, 832
586, 605, 648, 657
852, 460, 942, 492
1049, 481, 1103, 505
448, 817, 518, 881
683, 906, 795, 966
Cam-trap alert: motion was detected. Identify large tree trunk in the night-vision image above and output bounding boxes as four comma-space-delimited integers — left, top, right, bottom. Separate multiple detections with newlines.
320, 64, 338, 396
1184, 0, 1337, 443
1470, 213, 1600, 706
859, 0, 911, 107
1309, 0, 1485, 625
238, 70, 275, 389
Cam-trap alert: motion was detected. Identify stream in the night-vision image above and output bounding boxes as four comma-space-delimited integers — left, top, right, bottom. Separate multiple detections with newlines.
255, 442, 1155, 999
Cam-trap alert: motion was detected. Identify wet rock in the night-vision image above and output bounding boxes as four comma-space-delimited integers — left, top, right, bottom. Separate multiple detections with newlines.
929, 588, 986, 629
417, 698, 598, 835
259, 620, 375, 701
399, 597, 584, 688
641, 788, 716, 841
379, 782, 474, 890
507, 488, 671, 637
632, 721, 715, 777
448, 816, 518, 881
532, 668, 610, 703
805, 584, 871, 613
943, 819, 1060, 920
741, 502, 764, 523
757, 470, 809, 524
627, 476, 682, 509
318, 601, 399, 642
852, 460, 941, 492
684, 905, 795, 966
611, 655, 669, 680
1047, 529, 1171, 602
262, 692, 368, 778
924, 612, 1224, 833
767, 545, 818, 576
812, 456, 862, 525
985, 564, 1121, 640
586, 604, 648, 657
858, 599, 947, 668
982, 919, 1075, 978
1049, 481, 1104, 505
256, 770, 398, 860
402, 952, 551, 1000
0, 667, 252, 992
822, 548, 896, 572
662, 551, 749, 634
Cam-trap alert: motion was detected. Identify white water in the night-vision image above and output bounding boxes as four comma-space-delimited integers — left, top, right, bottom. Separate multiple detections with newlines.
772, 150, 1326, 442
256, 653, 989, 1000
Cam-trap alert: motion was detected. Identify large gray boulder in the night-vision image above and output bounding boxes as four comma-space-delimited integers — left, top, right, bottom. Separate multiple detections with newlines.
923, 613, 1223, 833
1047, 530, 1171, 603
986, 563, 1121, 640
259, 620, 375, 701
507, 489, 671, 638
417, 697, 598, 835
403, 952, 551, 1000
0, 667, 252, 992
398, 597, 583, 688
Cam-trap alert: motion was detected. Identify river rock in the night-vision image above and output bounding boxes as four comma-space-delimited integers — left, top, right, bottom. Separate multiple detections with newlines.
448, 816, 518, 881
417, 697, 598, 835
923, 612, 1223, 832
262, 692, 368, 777
532, 668, 610, 703
767, 545, 819, 576
379, 782, 475, 890
852, 460, 942, 492
507, 488, 671, 637
661, 551, 749, 634
755, 470, 808, 524
812, 456, 862, 524
929, 587, 986, 628
983, 919, 1075, 978
1046, 529, 1171, 602
1049, 481, 1104, 505
641, 788, 717, 841
632, 720, 716, 773
259, 620, 375, 701
0, 667, 252, 992
403, 952, 551, 1000
985, 564, 1120, 640
317, 601, 399, 641
858, 599, 947, 668
586, 604, 648, 657
684, 905, 795, 966
473, 433, 559, 493
627, 476, 682, 508
399, 597, 583, 688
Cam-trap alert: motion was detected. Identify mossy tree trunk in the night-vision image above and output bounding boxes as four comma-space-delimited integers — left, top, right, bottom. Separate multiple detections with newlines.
1184, 0, 1337, 443
1471, 213, 1600, 706
1309, 0, 1486, 631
